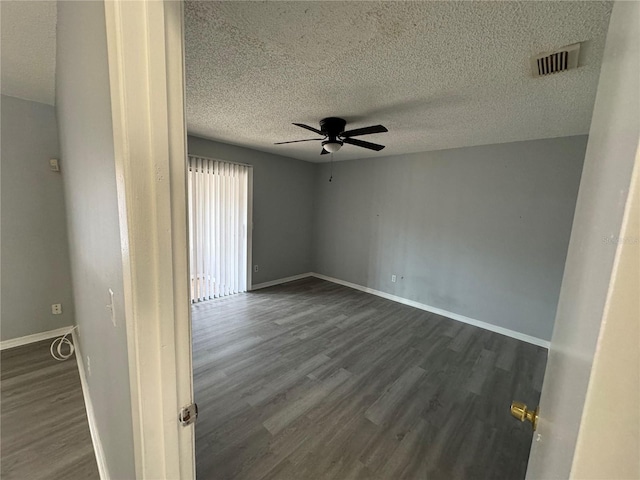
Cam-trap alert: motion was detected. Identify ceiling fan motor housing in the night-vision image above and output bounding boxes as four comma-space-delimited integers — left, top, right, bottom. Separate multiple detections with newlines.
320, 117, 347, 141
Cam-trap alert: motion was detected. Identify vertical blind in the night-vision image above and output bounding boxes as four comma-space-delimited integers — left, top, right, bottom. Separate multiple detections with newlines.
188, 155, 250, 302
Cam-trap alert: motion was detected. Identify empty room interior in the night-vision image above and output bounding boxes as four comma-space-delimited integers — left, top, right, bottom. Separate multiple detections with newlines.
1, 1, 639, 480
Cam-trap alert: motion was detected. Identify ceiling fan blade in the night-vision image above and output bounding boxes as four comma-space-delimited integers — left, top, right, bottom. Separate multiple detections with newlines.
320, 148, 329, 155
343, 137, 385, 151
341, 124, 388, 137
293, 123, 323, 135
274, 138, 323, 145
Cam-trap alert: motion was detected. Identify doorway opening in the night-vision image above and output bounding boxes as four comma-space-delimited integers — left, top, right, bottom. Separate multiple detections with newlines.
188, 155, 253, 303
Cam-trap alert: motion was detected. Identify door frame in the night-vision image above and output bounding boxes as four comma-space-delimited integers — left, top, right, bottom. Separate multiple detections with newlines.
104, 1, 194, 478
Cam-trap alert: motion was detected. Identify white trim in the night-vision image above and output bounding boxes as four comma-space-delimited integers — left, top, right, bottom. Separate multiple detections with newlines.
163, 1, 196, 475
251, 272, 313, 291
310, 273, 551, 349
72, 330, 110, 480
104, 1, 193, 478
248, 271, 549, 348
0, 326, 74, 350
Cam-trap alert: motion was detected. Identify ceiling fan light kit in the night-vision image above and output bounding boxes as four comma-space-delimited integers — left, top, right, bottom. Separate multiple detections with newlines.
275, 116, 388, 156
322, 141, 342, 153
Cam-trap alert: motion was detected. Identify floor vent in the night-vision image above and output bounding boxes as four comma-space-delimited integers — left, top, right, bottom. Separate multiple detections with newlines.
531, 43, 580, 77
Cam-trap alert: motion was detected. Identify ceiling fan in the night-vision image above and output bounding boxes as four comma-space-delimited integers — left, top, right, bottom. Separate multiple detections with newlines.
274, 117, 388, 155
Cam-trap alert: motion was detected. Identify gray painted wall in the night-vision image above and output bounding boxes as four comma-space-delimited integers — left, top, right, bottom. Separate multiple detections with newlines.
1, 94, 75, 340
188, 136, 315, 284
313, 136, 587, 341
56, 2, 135, 478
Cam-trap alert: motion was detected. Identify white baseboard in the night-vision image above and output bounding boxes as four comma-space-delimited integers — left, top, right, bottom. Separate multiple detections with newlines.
0, 326, 75, 350
251, 272, 313, 291
72, 330, 110, 480
310, 273, 550, 349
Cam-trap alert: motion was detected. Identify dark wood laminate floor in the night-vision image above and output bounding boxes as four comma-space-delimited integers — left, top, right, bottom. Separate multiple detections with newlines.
1, 339, 99, 480
193, 277, 547, 480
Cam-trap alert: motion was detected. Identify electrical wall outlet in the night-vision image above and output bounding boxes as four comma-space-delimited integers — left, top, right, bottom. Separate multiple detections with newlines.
51, 304, 62, 315
49, 158, 60, 172
391, 275, 397, 283
254, 265, 259, 273
87, 356, 91, 376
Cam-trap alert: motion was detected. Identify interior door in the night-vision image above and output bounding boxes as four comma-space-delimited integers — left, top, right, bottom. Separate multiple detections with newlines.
524, 2, 639, 478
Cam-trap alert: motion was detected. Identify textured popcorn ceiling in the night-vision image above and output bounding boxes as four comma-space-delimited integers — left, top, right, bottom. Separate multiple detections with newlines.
185, 1, 612, 162
1, 1, 56, 105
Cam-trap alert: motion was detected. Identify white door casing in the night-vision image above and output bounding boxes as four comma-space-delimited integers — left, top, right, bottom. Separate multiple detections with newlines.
104, 1, 194, 478
526, 2, 640, 478
571, 132, 639, 479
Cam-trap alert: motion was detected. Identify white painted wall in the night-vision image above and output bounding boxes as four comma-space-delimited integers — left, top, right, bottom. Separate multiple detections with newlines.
56, 2, 135, 478
526, 1, 639, 477
1, 94, 74, 340
313, 136, 587, 342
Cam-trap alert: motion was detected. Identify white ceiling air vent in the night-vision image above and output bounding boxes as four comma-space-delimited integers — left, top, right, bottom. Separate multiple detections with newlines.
531, 43, 581, 77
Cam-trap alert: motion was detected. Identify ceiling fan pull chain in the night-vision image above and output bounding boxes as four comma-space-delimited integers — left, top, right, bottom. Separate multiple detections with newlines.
329, 153, 333, 182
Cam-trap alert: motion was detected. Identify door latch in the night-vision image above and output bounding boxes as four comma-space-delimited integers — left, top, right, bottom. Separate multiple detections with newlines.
179, 403, 198, 426
511, 401, 539, 431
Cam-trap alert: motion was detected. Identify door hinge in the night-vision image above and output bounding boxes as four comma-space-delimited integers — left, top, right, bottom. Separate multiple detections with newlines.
179, 403, 198, 426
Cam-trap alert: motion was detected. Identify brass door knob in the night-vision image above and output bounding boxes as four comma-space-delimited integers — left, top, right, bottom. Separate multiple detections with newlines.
511, 401, 539, 431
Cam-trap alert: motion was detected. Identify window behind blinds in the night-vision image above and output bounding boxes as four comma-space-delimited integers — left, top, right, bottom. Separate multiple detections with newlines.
188, 155, 251, 302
